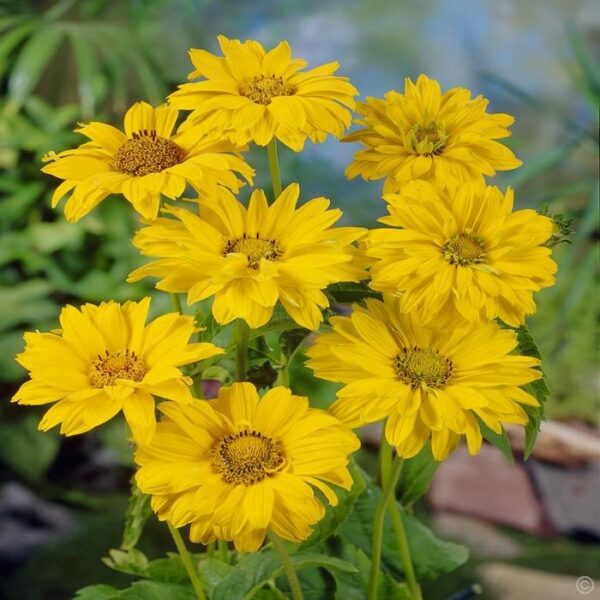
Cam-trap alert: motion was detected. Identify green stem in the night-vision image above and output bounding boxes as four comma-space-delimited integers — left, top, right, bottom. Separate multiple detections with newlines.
388, 500, 422, 600
368, 455, 404, 600
167, 522, 206, 600
206, 541, 215, 559
171, 293, 183, 314
266, 138, 283, 199
269, 531, 303, 600
218, 539, 229, 563
378, 425, 393, 487
235, 319, 250, 382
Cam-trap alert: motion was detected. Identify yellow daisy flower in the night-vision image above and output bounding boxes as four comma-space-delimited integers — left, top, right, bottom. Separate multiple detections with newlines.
168, 35, 358, 151
12, 298, 223, 445
42, 101, 254, 222
366, 180, 557, 327
135, 382, 359, 552
306, 297, 542, 461
344, 74, 522, 192
128, 183, 366, 330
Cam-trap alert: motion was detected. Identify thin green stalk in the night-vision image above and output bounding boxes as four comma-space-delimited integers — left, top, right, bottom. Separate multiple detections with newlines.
269, 531, 303, 600
388, 500, 422, 600
378, 425, 393, 487
167, 522, 206, 600
171, 293, 183, 314
368, 455, 404, 600
218, 539, 229, 563
266, 138, 283, 199
206, 541, 215, 559
235, 319, 250, 382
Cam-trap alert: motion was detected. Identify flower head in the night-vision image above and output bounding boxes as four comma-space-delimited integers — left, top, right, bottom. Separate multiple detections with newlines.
366, 180, 557, 326
168, 36, 358, 151
128, 183, 366, 330
12, 298, 222, 444
42, 101, 253, 222
306, 297, 542, 461
135, 382, 359, 551
344, 74, 522, 192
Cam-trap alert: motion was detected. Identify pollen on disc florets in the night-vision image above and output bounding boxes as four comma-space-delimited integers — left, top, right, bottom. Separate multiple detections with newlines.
443, 233, 487, 266
89, 349, 146, 388
404, 121, 448, 156
223, 233, 284, 269
239, 75, 296, 105
112, 130, 185, 176
209, 429, 285, 486
395, 346, 453, 389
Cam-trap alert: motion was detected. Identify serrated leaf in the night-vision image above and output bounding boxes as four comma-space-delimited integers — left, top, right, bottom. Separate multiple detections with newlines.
476, 416, 515, 464
72, 584, 120, 600
6, 25, 64, 113
326, 282, 382, 304
102, 547, 149, 577
397, 443, 439, 506
121, 482, 152, 550
119, 580, 196, 600
197, 558, 235, 594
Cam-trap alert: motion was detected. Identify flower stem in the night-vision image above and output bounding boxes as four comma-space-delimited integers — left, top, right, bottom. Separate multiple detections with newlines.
167, 522, 206, 600
368, 455, 403, 600
171, 293, 183, 314
218, 539, 229, 563
235, 319, 250, 382
269, 531, 303, 600
377, 429, 422, 600
266, 138, 283, 199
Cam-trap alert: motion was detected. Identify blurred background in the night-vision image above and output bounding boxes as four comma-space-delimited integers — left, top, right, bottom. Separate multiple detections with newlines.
0, 1, 598, 598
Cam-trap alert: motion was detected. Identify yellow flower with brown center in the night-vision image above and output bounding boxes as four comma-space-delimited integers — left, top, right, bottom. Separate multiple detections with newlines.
12, 298, 223, 445
168, 35, 358, 151
306, 297, 543, 461
127, 183, 367, 330
42, 101, 254, 222
344, 74, 522, 192
135, 382, 360, 552
366, 180, 557, 326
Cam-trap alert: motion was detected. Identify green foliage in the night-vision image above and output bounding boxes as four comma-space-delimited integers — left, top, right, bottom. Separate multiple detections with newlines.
397, 444, 440, 507
121, 483, 153, 551
538, 203, 574, 247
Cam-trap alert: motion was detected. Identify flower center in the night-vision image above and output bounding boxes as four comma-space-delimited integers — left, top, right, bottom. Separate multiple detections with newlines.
395, 347, 453, 389
404, 121, 448, 155
111, 131, 185, 176
223, 234, 283, 269
239, 75, 296, 105
443, 233, 487, 266
89, 349, 146, 388
209, 430, 285, 486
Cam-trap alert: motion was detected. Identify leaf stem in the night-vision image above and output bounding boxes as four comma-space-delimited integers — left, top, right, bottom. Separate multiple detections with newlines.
266, 138, 283, 199
269, 531, 303, 600
368, 455, 403, 600
167, 521, 206, 600
235, 319, 250, 382
171, 293, 183, 314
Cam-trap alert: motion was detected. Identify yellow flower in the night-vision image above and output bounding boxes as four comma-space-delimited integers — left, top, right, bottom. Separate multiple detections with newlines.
42, 101, 254, 222
135, 382, 359, 551
366, 181, 557, 327
344, 74, 522, 192
12, 298, 222, 445
168, 35, 358, 151
306, 297, 542, 461
128, 183, 366, 330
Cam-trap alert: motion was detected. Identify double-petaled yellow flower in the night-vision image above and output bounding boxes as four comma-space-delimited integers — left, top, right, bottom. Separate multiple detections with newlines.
42, 101, 253, 222
12, 298, 222, 444
168, 36, 358, 151
306, 297, 542, 461
366, 180, 557, 327
128, 183, 366, 330
135, 382, 359, 551
345, 74, 522, 192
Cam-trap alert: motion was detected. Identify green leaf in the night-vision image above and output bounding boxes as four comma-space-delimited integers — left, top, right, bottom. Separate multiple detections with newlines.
6, 25, 64, 114
119, 581, 196, 600
326, 282, 382, 304
516, 325, 550, 459
298, 461, 366, 550
197, 558, 235, 594
72, 584, 120, 600
397, 443, 439, 506
145, 554, 189, 584
476, 417, 515, 464
120, 481, 152, 550
339, 472, 468, 581
102, 547, 149, 577
0, 413, 60, 480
